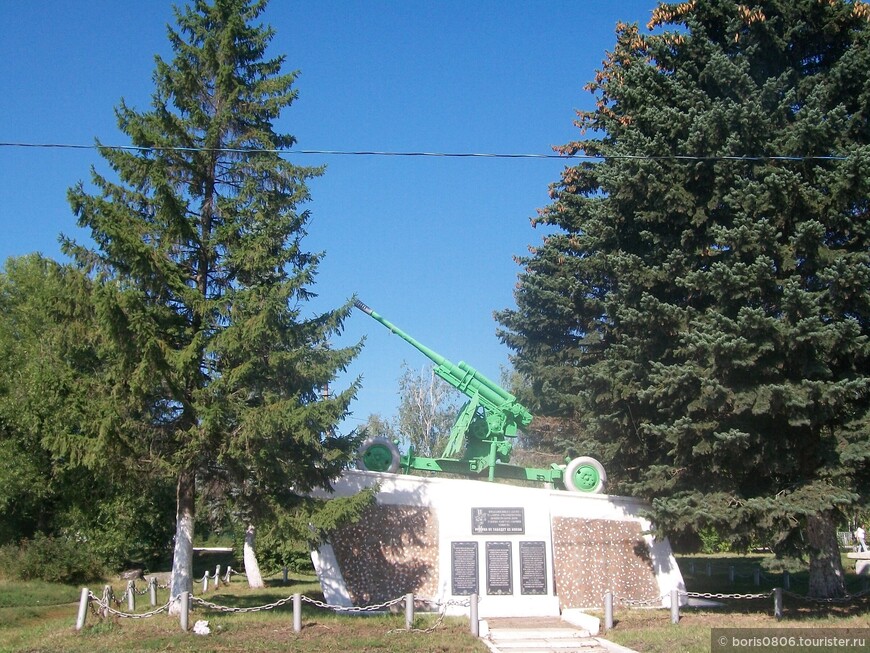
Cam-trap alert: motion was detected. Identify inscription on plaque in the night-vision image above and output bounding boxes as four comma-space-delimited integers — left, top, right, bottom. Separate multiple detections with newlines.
519, 540, 548, 595
472, 507, 525, 534
451, 541, 479, 596
485, 541, 513, 595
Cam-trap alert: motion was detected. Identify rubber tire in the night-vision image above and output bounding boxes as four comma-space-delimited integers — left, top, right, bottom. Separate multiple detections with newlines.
356, 437, 401, 473
564, 456, 606, 494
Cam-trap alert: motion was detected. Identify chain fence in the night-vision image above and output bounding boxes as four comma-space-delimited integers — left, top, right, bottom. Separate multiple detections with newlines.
76, 563, 870, 636
75, 576, 479, 637
603, 584, 870, 631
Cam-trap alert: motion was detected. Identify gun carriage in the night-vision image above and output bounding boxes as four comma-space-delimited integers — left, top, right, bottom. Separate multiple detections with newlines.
353, 300, 606, 493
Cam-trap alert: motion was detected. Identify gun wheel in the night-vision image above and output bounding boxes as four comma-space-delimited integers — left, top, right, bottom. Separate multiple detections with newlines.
356, 437, 401, 473
564, 456, 606, 494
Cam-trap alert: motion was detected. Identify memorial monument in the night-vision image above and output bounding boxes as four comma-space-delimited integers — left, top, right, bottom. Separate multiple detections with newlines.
312, 469, 684, 617
309, 302, 685, 618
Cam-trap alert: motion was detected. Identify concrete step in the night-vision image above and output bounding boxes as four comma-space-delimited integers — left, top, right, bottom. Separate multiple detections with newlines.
486, 628, 610, 653
489, 628, 592, 640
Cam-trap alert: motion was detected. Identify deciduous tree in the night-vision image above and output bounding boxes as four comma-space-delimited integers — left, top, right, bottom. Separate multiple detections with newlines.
0, 255, 175, 569
396, 363, 460, 458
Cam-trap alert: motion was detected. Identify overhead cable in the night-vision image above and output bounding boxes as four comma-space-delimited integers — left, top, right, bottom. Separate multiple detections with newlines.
0, 141, 850, 162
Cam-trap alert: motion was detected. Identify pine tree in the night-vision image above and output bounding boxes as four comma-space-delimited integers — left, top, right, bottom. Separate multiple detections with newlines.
497, 0, 870, 597
64, 0, 361, 606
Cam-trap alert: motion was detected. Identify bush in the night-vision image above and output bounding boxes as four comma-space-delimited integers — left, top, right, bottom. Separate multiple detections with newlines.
0, 534, 105, 584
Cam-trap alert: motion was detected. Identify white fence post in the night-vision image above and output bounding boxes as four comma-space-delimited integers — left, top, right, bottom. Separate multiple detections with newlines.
604, 590, 613, 630
75, 587, 89, 631
149, 577, 157, 606
470, 593, 479, 636
293, 593, 302, 632
101, 585, 112, 619
127, 580, 135, 612
180, 591, 190, 631
405, 593, 414, 630
214, 565, 221, 589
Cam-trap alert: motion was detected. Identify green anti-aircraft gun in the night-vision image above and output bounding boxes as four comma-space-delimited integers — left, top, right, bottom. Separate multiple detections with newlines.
353, 300, 606, 493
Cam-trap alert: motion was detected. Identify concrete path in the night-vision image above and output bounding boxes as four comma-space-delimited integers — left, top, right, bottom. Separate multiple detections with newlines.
480, 618, 638, 653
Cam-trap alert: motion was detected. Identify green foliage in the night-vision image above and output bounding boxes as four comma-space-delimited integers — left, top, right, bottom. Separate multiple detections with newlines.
697, 526, 731, 554
55, 478, 175, 571
395, 363, 460, 457
497, 0, 870, 596
361, 413, 398, 442
61, 0, 363, 595
0, 535, 105, 585
0, 255, 176, 567
238, 489, 377, 576
0, 255, 103, 543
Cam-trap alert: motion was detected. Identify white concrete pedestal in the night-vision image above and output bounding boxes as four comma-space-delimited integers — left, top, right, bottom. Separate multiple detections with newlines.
312, 470, 684, 618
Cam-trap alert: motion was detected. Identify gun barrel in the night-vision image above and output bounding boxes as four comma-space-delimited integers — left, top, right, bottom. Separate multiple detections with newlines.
353, 300, 532, 428
354, 299, 447, 366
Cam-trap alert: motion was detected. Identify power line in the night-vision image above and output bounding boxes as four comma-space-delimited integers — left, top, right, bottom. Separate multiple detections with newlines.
0, 141, 850, 162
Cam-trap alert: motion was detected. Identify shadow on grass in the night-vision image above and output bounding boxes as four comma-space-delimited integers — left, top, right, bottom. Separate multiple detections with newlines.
675, 553, 870, 620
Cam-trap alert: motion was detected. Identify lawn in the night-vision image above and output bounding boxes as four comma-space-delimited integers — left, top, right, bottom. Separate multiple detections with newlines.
0, 567, 485, 653
599, 553, 870, 653
3, 552, 869, 652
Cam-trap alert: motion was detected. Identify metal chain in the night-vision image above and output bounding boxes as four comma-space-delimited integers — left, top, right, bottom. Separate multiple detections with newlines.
616, 590, 772, 605
87, 591, 173, 619
88, 587, 422, 619
83, 582, 870, 623
191, 594, 296, 613
300, 594, 407, 612
685, 590, 772, 600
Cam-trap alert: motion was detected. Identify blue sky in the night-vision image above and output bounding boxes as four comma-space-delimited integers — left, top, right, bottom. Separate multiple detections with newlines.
0, 0, 659, 433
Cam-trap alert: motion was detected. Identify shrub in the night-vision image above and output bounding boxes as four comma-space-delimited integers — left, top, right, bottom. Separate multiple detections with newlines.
3, 534, 105, 584
698, 526, 731, 554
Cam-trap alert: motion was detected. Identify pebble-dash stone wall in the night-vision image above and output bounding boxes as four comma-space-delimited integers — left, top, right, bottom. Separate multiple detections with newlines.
552, 517, 659, 609
329, 504, 439, 605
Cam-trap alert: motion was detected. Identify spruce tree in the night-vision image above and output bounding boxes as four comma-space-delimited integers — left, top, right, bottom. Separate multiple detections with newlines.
64, 0, 361, 605
497, 0, 870, 597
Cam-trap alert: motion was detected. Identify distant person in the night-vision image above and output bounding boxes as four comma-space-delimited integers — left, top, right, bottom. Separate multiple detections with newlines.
855, 525, 867, 552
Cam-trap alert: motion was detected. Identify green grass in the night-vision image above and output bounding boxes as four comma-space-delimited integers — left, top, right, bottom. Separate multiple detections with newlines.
0, 573, 485, 653
4, 552, 869, 652
596, 553, 870, 653
0, 579, 81, 609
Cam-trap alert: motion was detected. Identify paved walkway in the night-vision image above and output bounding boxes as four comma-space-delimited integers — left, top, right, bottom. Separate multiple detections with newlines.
481, 618, 638, 653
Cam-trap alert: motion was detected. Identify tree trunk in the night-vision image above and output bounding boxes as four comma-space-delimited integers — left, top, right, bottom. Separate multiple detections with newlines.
243, 524, 265, 589
168, 469, 195, 614
806, 510, 846, 598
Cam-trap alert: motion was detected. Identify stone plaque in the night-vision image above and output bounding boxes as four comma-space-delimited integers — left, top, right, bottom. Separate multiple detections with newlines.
486, 541, 513, 595
451, 541, 479, 596
472, 507, 525, 534
519, 540, 548, 595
